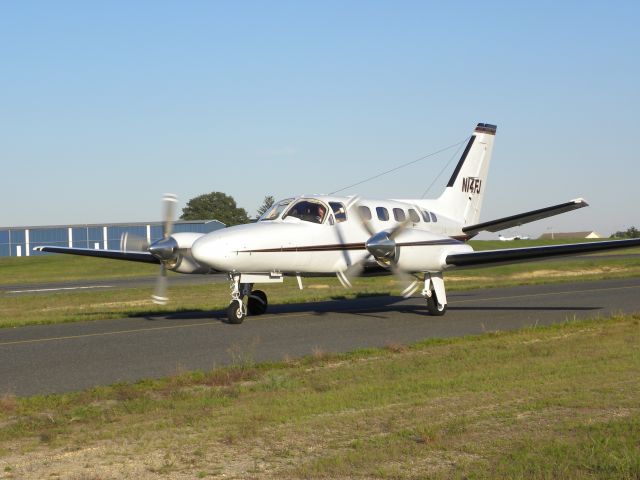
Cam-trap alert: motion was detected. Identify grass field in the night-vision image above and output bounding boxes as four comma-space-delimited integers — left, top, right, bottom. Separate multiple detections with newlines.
0, 314, 638, 478
2, 239, 637, 287
1, 240, 640, 328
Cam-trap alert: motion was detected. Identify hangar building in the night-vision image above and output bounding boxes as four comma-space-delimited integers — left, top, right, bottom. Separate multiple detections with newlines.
0, 220, 225, 257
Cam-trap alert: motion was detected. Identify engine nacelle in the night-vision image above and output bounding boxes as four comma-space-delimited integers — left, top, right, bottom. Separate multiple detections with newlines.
392, 230, 473, 272
168, 232, 214, 274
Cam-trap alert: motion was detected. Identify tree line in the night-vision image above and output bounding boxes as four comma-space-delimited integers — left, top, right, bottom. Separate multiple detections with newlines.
180, 192, 274, 226
611, 226, 640, 239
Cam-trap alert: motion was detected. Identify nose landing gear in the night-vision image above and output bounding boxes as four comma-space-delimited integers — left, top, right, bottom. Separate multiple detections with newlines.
225, 275, 269, 324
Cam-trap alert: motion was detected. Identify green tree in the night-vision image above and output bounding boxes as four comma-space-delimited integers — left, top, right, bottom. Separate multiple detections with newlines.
256, 195, 275, 218
611, 226, 640, 239
180, 192, 249, 226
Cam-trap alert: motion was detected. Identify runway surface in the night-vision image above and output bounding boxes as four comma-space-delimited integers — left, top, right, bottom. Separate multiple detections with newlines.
1, 277, 639, 396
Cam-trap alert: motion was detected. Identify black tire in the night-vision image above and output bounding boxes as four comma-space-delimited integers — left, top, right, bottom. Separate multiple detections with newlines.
247, 290, 268, 316
426, 292, 447, 316
226, 301, 245, 324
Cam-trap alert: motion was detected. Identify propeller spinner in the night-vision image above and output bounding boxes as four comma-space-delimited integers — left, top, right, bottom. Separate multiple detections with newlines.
338, 198, 419, 297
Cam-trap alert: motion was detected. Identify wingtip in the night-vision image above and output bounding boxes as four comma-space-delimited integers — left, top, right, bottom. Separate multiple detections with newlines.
571, 197, 589, 207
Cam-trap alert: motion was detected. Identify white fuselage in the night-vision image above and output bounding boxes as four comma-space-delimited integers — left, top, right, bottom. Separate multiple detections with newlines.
190, 195, 473, 276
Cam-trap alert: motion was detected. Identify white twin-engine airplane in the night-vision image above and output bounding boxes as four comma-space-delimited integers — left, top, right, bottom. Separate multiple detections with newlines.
37, 123, 640, 323
498, 234, 531, 241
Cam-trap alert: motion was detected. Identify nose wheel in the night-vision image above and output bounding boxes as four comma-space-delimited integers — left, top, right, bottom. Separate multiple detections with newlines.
225, 276, 269, 324
226, 300, 246, 324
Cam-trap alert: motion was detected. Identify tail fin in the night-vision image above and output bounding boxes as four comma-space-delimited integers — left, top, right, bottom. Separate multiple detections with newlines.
436, 123, 496, 226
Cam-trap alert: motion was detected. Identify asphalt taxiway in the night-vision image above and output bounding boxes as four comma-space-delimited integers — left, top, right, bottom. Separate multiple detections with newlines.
1, 277, 638, 396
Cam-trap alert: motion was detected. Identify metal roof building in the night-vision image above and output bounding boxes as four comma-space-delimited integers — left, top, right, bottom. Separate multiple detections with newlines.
0, 220, 225, 257
537, 231, 603, 240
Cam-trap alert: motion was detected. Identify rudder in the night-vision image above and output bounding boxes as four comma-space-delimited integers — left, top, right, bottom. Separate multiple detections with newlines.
436, 123, 497, 226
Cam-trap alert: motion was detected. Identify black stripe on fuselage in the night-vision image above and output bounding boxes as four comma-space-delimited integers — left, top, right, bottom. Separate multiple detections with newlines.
446, 135, 476, 187
242, 243, 366, 253
240, 238, 462, 253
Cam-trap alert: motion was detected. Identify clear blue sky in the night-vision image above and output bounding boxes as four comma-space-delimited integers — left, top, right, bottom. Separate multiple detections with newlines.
2, 1, 639, 236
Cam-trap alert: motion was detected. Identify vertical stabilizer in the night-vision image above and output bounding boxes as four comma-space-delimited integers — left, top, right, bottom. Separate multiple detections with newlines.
436, 123, 496, 226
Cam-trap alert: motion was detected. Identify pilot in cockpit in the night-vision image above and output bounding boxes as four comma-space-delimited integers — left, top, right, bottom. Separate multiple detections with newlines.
315, 205, 326, 223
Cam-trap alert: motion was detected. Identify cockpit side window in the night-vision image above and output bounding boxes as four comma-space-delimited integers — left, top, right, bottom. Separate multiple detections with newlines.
259, 198, 294, 221
329, 202, 347, 223
421, 210, 431, 222
408, 209, 420, 223
283, 200, 328, 224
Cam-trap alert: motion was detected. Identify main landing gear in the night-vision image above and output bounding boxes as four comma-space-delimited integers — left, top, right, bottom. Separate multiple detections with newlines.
422, 273, 447, 316
225, 275, 268, 324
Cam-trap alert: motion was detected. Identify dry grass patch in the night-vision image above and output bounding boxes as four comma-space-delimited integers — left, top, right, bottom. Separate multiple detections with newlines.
384, 340, 408, 353
0, 395, 17, 416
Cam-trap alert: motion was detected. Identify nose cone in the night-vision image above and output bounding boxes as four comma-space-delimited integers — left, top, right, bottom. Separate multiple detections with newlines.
191, 235, 227, 270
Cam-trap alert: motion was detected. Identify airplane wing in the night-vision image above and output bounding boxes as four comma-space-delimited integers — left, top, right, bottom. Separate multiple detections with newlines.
446, 238, 640, 268
462, 198, 588, 237
34, 246, 160, 264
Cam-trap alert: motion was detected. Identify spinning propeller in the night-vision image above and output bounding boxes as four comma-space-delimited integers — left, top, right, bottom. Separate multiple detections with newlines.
120, 193, 179, 305
337, 197, 419, 298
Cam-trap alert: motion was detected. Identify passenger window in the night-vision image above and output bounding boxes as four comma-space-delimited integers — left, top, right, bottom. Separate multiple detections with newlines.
358, 206, 372, 220
408, 209, 420, 223
329, 202, 347, 223
421, 210, 431, 222
430, 212, 438, 222
376, 207, 389, 221
393, 208, 406, 222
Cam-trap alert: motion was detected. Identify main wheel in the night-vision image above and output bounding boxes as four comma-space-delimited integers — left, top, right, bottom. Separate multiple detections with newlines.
426, 292, 447, 316
226, 301, 246, 324
247, 290, 268, 315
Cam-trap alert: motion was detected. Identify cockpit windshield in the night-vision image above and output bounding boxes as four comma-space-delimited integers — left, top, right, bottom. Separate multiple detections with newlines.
259, 198, 294, 221
283, 199, 328, 224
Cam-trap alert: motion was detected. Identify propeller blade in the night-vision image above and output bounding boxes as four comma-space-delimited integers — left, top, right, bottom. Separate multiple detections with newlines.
388, 218, 411, 240
336, 270, 352, 288
390, 262, 419, 298
336, 252, 371, 288
345, 196, 376, 236
162, 193, 177, 239
151, 264, 169, 305
400, 279, 420, 298
344, 195, 418, 297
120, 232, 149, 252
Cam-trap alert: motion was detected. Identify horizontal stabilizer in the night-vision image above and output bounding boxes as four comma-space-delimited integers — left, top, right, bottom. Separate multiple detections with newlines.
34, 246, 160, 264
446, 238, 640, 268
462, 198, 588, 237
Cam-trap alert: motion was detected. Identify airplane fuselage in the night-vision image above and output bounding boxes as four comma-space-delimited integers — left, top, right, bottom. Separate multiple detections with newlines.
190, 195, 473, 276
